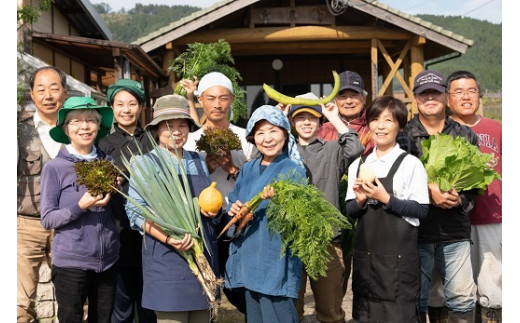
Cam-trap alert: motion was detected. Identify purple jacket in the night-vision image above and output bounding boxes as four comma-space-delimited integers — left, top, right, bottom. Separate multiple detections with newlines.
40, 146, 119, 273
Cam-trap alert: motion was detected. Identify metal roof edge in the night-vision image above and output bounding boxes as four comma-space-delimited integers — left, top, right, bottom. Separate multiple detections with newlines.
366, 0, 474, 47
77, 0, 113, 40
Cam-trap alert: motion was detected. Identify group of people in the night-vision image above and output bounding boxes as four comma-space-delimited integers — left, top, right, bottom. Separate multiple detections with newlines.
17, 65, 501, 323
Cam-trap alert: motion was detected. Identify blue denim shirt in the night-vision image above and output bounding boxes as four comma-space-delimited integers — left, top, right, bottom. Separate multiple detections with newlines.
224, 151, 305, 299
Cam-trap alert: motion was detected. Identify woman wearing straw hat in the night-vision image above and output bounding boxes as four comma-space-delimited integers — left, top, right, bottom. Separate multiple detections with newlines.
40, 96, 120, 323
125, 94, 222, 323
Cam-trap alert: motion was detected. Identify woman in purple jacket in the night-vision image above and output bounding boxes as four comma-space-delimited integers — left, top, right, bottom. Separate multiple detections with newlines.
40, 96, 119, 323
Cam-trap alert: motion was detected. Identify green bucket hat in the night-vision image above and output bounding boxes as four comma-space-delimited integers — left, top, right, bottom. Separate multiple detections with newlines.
106, 79, 147, 104
50, 96, 114, 144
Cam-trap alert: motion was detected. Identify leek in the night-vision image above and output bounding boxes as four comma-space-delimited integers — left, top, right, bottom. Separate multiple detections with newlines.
115, 130, 223, 308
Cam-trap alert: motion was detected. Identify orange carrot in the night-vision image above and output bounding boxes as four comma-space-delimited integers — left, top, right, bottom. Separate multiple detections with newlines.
232, 211, 254, 239
217, 202, 251, 239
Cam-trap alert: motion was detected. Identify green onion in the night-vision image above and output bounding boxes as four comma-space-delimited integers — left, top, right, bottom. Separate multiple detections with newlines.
114, 129, 223, 308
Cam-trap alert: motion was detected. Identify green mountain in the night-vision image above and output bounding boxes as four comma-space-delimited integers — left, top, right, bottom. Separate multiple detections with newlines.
417, 15, 502, 93
95, 3, 201, 43
94, 5, 501, 93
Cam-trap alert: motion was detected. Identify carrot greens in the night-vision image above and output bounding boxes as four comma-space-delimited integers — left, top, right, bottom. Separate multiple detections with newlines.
265, 173, 352, 280
169, 39, 247, 122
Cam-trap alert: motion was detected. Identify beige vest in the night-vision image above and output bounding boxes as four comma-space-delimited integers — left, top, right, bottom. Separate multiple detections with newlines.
17, 110, 53, 217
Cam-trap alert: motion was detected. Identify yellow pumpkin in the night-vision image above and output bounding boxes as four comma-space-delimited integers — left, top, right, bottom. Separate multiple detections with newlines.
198, 181, 223, 213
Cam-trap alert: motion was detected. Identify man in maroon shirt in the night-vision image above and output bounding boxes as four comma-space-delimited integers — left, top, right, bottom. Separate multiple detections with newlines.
447, 70, 502, 323
318, 70, 375, 156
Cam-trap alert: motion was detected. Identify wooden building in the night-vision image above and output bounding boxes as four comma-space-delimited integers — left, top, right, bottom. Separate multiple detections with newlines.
18, 0, 167, 121
134, 0, 474, 121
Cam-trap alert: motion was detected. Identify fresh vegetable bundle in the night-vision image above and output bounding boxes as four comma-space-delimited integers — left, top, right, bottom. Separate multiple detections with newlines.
169, 39, 247, 122
116, 131, 223, 308
195, 127, 242, 157
420, 133, 501, 192
219, 172, 352, 280
74, 159, 119, 196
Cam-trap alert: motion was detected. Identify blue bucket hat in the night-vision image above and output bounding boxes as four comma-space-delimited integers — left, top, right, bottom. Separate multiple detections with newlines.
49, 97, 113, 144
246, 105, 305, 171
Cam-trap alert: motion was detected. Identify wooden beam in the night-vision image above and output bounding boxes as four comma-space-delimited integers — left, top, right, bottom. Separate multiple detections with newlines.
370, 38, 378, 101
410, 37, 425, 116
377, 39, 412, 99
250, 5, 335, 25
176, 26, 411, 44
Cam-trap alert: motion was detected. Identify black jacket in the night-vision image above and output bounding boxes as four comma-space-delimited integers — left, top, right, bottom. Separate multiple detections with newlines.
98, 123, 153, 267
403, 115, 480, 243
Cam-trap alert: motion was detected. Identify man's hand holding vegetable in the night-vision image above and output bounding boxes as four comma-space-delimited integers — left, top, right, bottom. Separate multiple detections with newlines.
427, 183, 462, 209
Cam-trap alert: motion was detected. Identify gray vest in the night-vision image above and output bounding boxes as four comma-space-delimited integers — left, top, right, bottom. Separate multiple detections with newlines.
17, 110, 53, 217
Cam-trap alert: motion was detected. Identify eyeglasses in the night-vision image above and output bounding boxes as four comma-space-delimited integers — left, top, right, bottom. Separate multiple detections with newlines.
67, 118, 98, 127
449, 89, 480, 98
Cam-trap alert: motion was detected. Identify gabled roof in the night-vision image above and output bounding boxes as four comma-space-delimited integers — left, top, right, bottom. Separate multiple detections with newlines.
133, 0, 473, 55
133, 0, 259, 51
54, 0, 112, 40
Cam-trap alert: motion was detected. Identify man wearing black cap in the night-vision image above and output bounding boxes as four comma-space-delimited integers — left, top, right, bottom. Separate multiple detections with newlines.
318, 70, 375, 156
403, 70, 479, 323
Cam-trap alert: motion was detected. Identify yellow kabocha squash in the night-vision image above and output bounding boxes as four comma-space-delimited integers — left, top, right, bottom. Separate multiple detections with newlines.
198, 181, 224, 213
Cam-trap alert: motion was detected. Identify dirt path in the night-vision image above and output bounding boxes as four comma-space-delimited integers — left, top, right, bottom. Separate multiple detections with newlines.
216, 268, 355, 323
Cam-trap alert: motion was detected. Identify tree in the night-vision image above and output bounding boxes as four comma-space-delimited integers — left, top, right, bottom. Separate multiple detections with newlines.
17, 0, 53, 31
93, 2, 112, 14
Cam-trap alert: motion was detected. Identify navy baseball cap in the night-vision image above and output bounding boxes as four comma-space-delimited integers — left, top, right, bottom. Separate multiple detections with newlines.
413, 70, 447, 94
338, 71, 365, 93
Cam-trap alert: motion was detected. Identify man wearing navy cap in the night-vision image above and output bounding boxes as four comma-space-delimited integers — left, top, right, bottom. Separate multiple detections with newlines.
318, 70, 375, 156
403, 70, 479, 323
279, 93, 364, 323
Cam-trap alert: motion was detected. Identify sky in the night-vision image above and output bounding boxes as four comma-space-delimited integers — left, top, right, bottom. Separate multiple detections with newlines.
90, 0, 502, 24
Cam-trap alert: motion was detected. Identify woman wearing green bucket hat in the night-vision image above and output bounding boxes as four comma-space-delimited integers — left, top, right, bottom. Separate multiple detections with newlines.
40, 96, 121, 323
98, 78, 157, 323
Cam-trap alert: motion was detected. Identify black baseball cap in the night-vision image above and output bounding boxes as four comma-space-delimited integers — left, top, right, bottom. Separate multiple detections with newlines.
338, 71, 365, 93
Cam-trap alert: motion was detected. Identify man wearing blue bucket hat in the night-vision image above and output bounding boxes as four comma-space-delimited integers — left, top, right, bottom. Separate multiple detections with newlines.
280, 93, 364, 323
40, 96, 120, 323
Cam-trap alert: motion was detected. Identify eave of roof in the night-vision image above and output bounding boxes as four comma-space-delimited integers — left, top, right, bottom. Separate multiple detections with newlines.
31, 32, 168, 79
133, 0, 473, 54
53, 0, 112, 40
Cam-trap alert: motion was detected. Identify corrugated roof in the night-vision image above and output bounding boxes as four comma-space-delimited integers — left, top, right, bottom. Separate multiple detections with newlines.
369, 1, 473, 46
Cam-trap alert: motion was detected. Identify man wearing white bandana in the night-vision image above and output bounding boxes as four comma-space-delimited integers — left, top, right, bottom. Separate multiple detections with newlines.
184, 71, 256, 313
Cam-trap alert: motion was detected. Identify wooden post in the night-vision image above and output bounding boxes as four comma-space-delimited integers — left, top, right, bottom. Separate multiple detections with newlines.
409, 36, 425, 116
371, 38, 378, 101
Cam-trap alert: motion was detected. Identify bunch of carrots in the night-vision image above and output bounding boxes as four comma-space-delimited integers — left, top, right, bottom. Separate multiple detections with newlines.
218, 173, 352, 279
217, 189, 265, 240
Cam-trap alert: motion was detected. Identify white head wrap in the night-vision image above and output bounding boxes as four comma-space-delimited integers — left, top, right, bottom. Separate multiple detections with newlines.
194, 72, 234, 97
